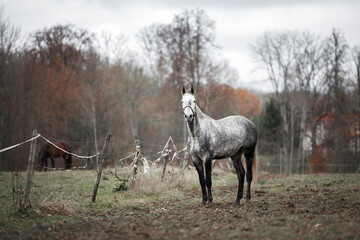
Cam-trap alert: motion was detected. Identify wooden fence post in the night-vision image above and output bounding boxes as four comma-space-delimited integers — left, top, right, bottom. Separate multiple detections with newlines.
180, 150, 189, 171
131, 140, 141, 185
24, 129, 38, 208
91, 133, 112, 203
161, 148, 171, 179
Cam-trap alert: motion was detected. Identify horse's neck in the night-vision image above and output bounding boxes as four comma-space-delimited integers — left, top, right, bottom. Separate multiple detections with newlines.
187, 105, 210, 138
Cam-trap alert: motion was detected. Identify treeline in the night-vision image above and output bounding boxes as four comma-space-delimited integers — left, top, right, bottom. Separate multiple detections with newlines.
0, 8, 359, 173
0, 9, 260, 170
253, 30, 360, 173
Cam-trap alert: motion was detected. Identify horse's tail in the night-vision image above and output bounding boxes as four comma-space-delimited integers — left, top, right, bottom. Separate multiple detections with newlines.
252, 150, 258, 184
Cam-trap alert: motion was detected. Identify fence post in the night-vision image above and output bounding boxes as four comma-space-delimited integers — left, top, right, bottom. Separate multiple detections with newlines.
161, 148, 171, 179
24, 129, 38, 208
91, 133, 112, 203
131, 140, 141, 185
181, 150, 189, 171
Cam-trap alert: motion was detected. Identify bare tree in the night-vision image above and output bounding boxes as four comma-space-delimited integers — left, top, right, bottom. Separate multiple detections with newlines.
138, 9, 217, 87
350, 46, 360, 167
110, 58, 151, 141
293, 31, 323, 173
0, 8, 21, 168
252, 31, 297, 174
322, 29, 349, 168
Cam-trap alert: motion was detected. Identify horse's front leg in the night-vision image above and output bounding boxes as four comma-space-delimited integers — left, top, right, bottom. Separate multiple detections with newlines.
63, 155, 68, 169
50, 157, 55, 169
44, 158, 48, 171
192, 156, 207, 205
204, 158, 213, 204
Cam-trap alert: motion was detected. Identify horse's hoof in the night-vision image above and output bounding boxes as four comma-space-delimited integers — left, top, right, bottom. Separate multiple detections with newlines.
206, 200, 212, 206
234, 201, 240, 206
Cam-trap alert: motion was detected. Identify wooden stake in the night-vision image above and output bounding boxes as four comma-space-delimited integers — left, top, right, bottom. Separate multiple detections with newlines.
131, 140, 141, 185
91, 133, 112, 203
24, 129, 37, 208
161, 148, 171, 179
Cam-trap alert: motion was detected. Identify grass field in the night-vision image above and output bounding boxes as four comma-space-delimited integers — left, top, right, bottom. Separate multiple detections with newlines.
0, 168, 359, 239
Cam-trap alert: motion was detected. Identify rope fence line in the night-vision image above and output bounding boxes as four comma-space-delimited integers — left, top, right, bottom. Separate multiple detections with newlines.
108, 137, 189, 180
117, 152, 136, 163
40, 136, 100, 159
40, 136, 108, 144
0, 134, 41, 153
0, 132, 190, 175
0, 133, 106, 171
0, 133, 101, 160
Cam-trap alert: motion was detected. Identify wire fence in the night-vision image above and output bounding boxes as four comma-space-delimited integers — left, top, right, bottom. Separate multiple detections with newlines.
1, 133, 358, 174
0, 132, 190, 176
0, 133, 104, 171
2, 130, 359, 207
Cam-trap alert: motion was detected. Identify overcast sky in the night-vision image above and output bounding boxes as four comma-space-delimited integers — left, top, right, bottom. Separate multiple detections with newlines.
2, 0, 360, 92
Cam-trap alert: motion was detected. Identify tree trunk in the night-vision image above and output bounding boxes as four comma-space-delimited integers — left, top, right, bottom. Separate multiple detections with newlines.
280, 99, 289, 174
0, 115, 3, 166
91, 97, 99, 169
290, 104, 296, 174
298, 92, 308, 173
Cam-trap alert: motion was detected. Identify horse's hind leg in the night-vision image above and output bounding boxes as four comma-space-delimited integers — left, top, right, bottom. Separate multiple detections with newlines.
244, 147, 255, 202
231, 149, 245, 205
204, 158, 213, 204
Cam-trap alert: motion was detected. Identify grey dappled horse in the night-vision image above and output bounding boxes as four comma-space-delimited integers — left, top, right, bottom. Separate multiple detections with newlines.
181, 85, 258, 205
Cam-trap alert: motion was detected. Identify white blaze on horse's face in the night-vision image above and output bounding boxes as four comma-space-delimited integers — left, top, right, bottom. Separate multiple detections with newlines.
181, 92, 196, 122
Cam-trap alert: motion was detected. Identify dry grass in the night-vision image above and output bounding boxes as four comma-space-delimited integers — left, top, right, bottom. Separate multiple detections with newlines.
118, 166, 200, 196
39, 197, 76, 216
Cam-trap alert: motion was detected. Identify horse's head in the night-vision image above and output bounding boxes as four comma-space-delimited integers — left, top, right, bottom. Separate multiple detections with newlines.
181, 85, 196, 122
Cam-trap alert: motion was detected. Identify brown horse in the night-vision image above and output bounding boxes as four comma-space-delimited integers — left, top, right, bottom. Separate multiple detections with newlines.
38, 142, 72, 171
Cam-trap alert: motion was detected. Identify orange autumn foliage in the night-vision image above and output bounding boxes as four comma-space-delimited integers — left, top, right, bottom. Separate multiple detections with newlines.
234, 88, 261, 117
200, 84, 260, 120
308, 146, 328, 173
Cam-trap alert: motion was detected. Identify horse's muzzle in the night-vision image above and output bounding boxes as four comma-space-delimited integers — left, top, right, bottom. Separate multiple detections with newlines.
185, 114, 194, 122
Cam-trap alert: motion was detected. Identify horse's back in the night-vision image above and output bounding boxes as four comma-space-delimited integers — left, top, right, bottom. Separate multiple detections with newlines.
214, 115, 258, 150
44, 142, 70, 157
223, 115, 257, 141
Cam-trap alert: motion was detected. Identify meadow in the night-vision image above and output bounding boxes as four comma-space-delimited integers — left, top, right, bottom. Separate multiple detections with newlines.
0, 168, 359, 239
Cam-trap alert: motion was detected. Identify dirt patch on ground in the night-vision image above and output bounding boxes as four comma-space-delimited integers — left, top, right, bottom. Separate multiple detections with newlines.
1, 174, 359, 239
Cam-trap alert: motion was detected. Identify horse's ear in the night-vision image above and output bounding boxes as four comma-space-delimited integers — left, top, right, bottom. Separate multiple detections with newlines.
190, 85, 195, 95
181, 86, 186, 95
